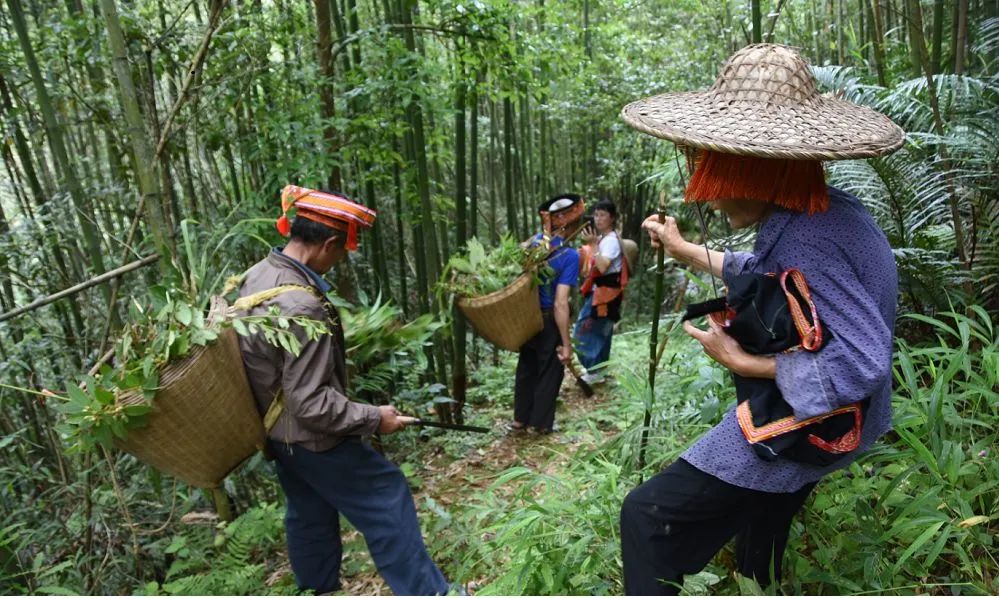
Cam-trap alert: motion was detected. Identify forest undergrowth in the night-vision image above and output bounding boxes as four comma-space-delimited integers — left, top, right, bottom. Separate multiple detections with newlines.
123, 307, 997, 596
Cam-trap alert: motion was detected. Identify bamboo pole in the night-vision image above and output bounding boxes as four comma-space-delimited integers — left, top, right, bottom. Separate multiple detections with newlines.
638, 191, 667, 479
100, 0, 172, 261
0, 255, 160, 323
156, 0, 227, 159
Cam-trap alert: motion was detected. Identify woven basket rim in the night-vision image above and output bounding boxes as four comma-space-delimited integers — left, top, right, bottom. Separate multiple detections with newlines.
456, 271, 535, 309
117, 297, 229, 407
620, 44, 905, 160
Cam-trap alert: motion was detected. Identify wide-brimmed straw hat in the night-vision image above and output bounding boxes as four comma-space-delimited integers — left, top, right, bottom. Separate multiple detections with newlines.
621, 44, 905, 160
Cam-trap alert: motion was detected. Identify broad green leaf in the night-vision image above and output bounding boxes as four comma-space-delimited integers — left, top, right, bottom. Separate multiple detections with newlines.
175, 303, 193, 326
893, 520, 946, 575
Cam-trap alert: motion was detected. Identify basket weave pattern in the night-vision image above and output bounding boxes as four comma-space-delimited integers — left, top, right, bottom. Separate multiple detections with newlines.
457, 272, 543, 352
621, 44, 905, 160
115, 298, 264, 488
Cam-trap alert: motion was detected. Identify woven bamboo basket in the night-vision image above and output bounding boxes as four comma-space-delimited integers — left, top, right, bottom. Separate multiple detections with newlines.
114, 297, 264, 488
457, 272, 543, 352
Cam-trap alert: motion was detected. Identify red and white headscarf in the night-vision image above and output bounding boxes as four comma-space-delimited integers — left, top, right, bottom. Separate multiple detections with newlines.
277, 185, 377, 251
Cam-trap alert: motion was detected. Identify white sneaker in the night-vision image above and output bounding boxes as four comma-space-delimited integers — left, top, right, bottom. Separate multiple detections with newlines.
581, 372, 605, 385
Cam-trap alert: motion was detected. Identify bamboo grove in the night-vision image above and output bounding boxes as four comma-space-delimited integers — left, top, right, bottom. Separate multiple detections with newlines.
0, 0, 997, 593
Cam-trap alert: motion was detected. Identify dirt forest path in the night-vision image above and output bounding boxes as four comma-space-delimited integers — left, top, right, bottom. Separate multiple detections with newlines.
337, 374, 622, 595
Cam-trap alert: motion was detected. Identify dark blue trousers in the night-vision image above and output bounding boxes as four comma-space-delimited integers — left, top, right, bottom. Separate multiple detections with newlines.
270, 438, 448, 595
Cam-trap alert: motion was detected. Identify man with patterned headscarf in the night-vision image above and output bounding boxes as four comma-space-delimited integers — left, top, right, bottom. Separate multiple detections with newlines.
510, 194, 584, 434
237, 185, 449, 595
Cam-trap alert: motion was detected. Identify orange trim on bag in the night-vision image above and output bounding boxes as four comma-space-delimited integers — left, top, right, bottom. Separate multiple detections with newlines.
807, 407, 863, 453
779, 268, 823, 351
736, 400, 862, 444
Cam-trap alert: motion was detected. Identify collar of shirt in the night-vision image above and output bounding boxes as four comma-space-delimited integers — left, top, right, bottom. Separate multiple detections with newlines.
752, 185, 842, 259
751, 209, 793, 264
272, 247, 333, 295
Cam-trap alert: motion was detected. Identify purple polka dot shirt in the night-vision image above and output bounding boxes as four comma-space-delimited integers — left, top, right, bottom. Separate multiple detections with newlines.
682, 186, 899, 493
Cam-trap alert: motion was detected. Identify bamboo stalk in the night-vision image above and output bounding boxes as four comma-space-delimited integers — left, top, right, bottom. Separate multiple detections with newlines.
638, 191, 668, 479
0, 255, 160, 323
155, 0, 227, 160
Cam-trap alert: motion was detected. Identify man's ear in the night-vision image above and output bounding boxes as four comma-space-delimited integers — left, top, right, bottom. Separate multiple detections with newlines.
321, 234, 343, 254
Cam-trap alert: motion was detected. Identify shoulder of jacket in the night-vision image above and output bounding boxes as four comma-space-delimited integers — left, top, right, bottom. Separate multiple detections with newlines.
273, 288, 326, 316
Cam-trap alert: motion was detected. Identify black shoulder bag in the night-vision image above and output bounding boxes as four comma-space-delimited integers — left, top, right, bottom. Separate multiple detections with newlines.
684, 268, 867, 466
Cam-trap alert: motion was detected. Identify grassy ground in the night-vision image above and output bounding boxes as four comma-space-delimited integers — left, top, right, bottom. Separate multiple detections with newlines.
334, 327, 729, 595
147, 309, 998, 596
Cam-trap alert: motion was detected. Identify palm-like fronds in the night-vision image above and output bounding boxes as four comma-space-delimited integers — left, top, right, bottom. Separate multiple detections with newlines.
828, 153, 951, 247
814, 60, 999, 310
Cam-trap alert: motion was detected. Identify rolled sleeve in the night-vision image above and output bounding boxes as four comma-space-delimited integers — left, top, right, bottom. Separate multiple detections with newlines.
280, 305, 381, 436
774, 242, 893, 419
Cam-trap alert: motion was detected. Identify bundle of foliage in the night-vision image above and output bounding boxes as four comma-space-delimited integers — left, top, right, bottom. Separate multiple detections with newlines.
55, 286, 328, 453
339, 295, 443, 396
438, 235, 552, 298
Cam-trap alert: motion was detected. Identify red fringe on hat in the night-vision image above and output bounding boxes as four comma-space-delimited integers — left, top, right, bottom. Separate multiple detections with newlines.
685, 151, 829, 215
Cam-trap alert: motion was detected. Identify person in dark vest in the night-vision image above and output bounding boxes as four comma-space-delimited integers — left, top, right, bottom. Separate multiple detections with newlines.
574, 199, 628, 385
511, 194, 583, 434
237, 185, 449, 595
618, 44, 904, 593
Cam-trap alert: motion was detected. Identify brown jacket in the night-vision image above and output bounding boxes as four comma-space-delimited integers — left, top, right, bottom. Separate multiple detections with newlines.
237, 250, 381, 451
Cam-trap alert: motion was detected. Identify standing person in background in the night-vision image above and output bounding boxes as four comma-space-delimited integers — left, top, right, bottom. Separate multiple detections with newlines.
511, 194, 583, 434
574, 199, 628, 385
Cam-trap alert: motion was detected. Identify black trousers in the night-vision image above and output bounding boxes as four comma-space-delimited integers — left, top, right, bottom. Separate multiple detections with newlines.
514, 311, 564, 431
620, 459, 815, 595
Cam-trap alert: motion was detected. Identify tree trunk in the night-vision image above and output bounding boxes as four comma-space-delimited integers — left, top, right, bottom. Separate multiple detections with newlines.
906, 0, 923, 76
469, 73, 479, 239
931, 0, 945, 74
99, 0, 173, 262
954, 0, 968, 74
314, 0, 342, 191
452, 50, 468, 423
859, 0, 868, 60
489, 99, 499, 243
330, 0, 353, 73
392, 160, 409, 316
837, 0, 846, 64
869, 0, 889, 85
503, 96, 516, 237
752, 0, 763, 43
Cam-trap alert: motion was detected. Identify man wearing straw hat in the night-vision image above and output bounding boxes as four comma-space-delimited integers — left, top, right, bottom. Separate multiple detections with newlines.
617, 44, 903, 593
237, 185, 449, 595
511, 194, 584, 434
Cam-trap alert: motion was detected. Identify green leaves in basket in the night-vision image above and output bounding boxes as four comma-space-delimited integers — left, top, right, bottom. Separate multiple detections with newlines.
61, 289, 330, 453
438, 235, 553, 298
56, 377, 153, 452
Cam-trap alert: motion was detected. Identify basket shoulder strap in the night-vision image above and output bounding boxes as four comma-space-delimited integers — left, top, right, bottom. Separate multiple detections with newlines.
231, 284, 318, 313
